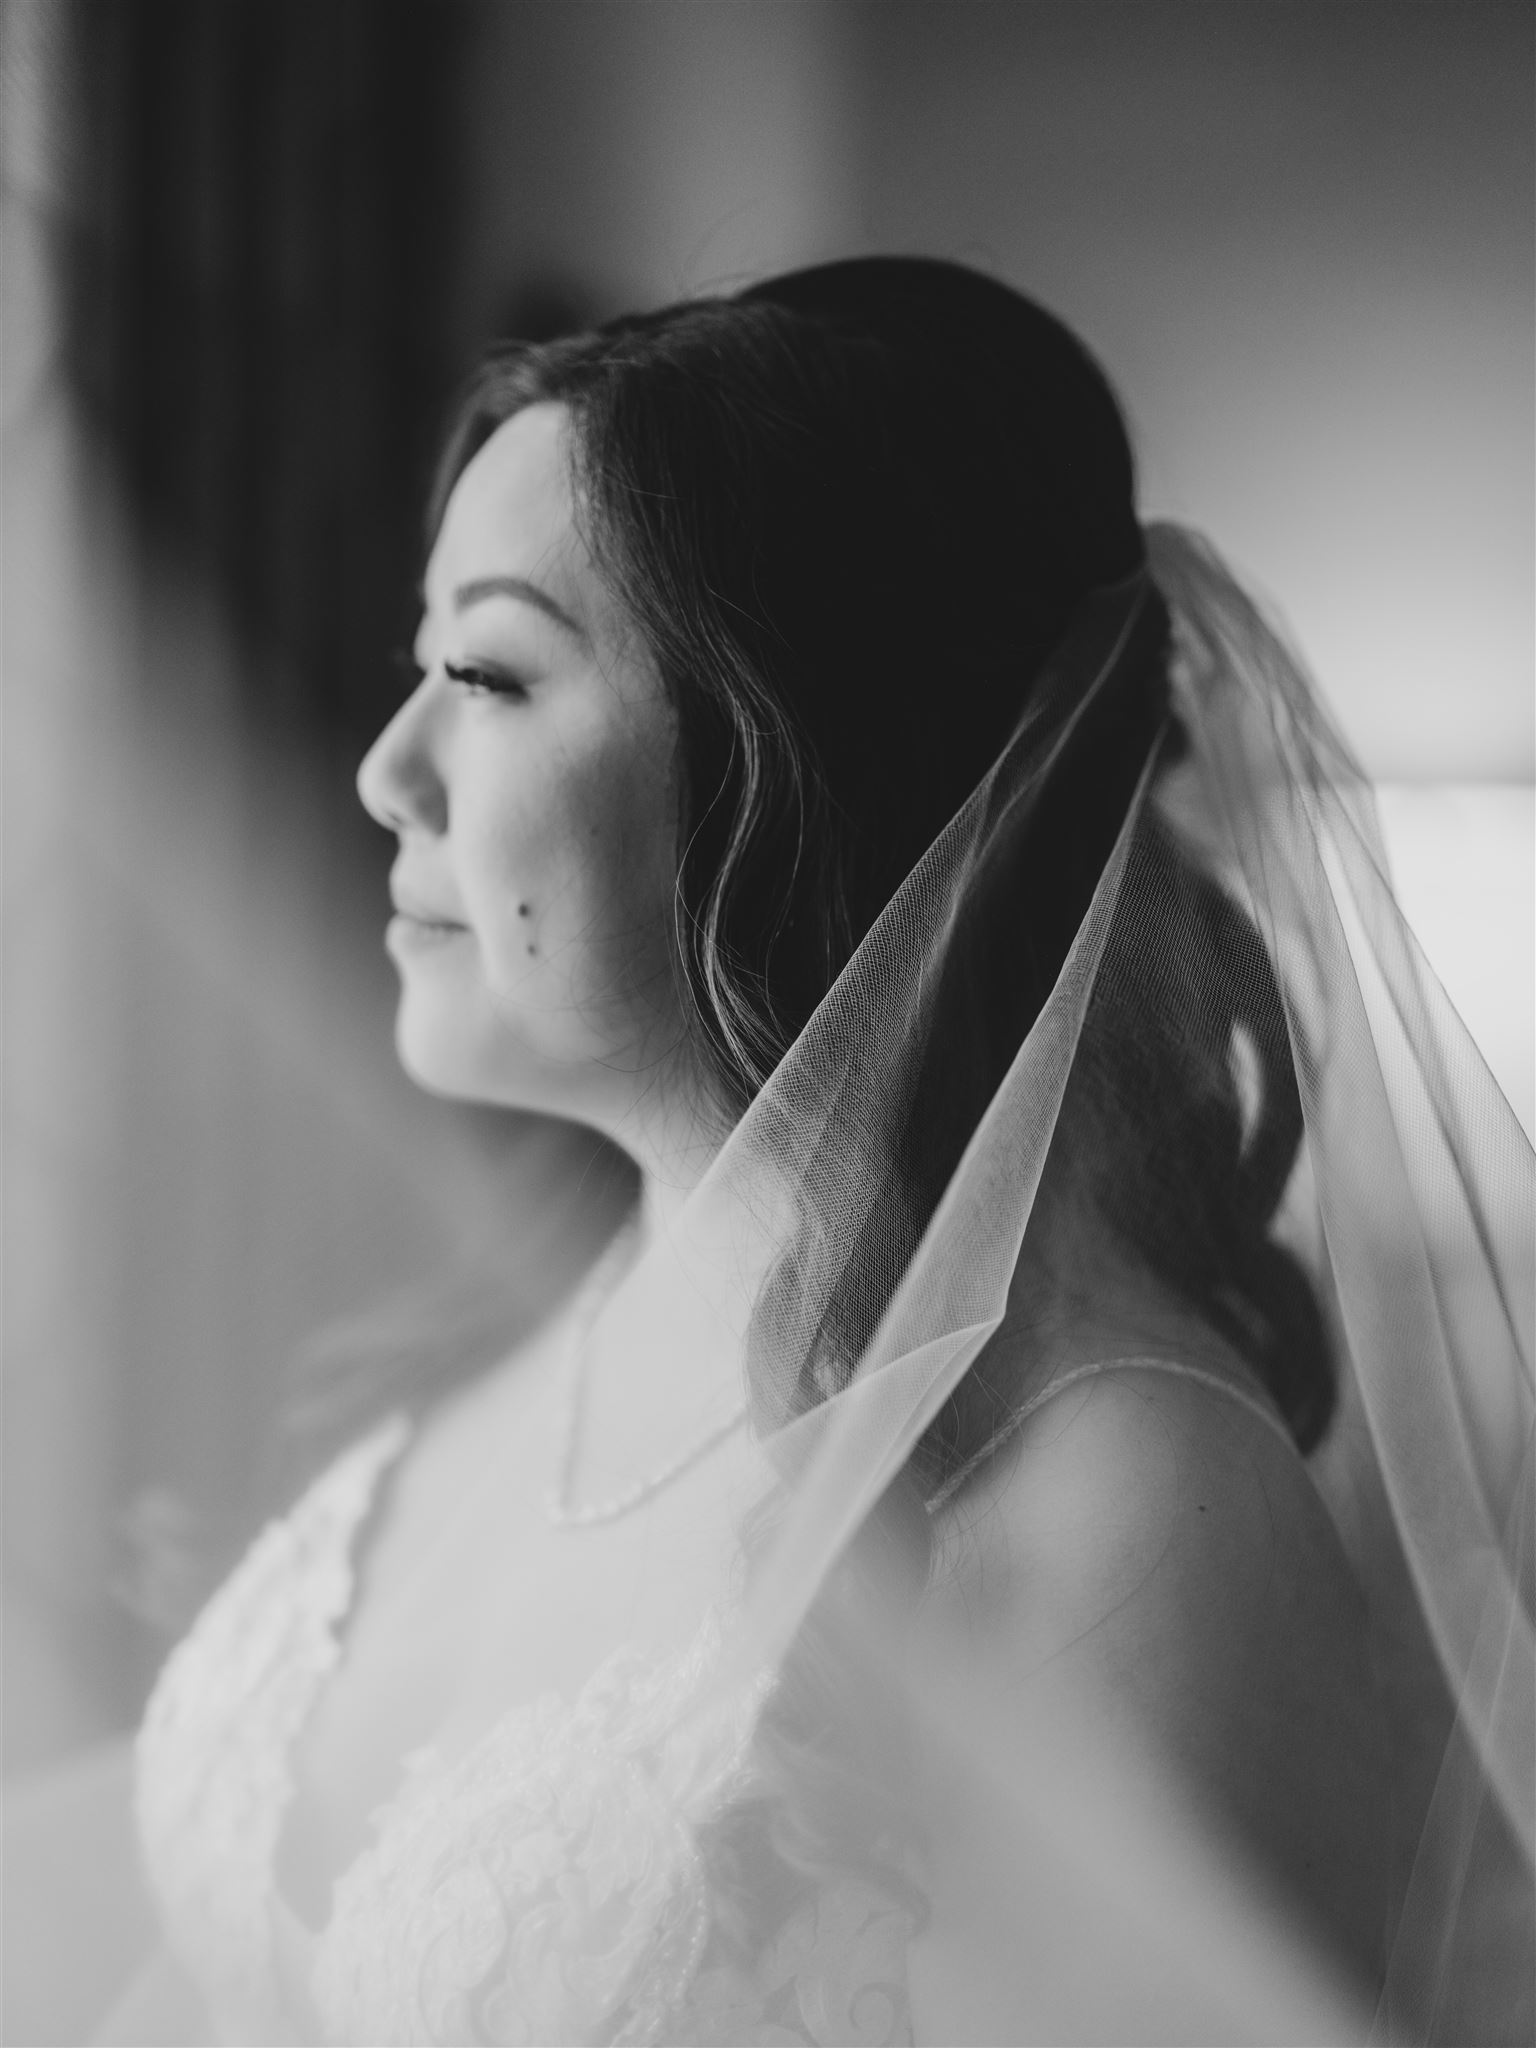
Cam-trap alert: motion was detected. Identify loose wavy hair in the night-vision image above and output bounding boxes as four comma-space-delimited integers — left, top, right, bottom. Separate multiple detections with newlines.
428, 258, 1333, 1463
423, 259, 1337, 1952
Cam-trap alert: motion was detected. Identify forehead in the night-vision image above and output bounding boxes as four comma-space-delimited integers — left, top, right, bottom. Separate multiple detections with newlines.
426, 401, 591, 615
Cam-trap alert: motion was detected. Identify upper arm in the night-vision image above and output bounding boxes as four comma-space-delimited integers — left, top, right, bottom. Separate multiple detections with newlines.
930, 1371, 1330, 1734
905, 1371, 1388, 2041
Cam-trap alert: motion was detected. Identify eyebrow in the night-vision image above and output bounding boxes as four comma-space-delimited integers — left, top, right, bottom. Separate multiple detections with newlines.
450, 575, 587, 643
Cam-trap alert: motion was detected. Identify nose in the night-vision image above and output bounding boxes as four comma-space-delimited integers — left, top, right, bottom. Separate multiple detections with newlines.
356, 680, 448, 837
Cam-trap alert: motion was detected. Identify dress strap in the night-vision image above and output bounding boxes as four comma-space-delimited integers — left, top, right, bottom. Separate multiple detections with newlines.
925, 1355, 1294, 1513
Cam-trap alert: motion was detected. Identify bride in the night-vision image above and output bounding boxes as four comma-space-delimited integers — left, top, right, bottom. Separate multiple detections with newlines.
98, 258, 1531, 2043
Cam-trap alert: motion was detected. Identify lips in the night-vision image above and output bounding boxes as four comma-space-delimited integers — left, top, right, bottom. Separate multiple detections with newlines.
389, 882, 466, 930
385, 899, 469, 956
391, 902, 465, 930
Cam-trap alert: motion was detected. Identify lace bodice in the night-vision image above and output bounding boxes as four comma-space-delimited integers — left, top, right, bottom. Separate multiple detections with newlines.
134, 1416, 916, 2046
133, 1354, 1299, 2044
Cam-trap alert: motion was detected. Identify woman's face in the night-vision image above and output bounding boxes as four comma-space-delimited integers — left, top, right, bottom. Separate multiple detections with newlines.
357, 402, 689, 1134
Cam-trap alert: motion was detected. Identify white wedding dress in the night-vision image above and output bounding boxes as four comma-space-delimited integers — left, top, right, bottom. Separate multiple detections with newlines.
133, 1409, 918, 2048
132, 1352, 1307, 2047
115, 530, 1536, 2046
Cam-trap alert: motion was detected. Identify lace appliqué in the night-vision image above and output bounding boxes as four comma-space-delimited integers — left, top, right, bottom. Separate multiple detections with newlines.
134, 1413, 412, 2043
313, 1619, 767, 2046
135, 1416, 915, 2046
674, 1879, 915, 2047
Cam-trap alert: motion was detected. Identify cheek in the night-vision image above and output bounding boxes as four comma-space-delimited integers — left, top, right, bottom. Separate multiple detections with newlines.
586, 755, 679, 935
464, 740, 677, 1002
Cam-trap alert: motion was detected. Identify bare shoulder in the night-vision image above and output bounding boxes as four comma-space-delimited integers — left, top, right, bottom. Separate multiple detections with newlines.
929, 1361, 1365, 1665
916, 1361, 1391, 1985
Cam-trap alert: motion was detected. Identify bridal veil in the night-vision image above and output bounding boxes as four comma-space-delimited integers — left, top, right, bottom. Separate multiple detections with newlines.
549, 516, 1534, 2043
21, 305, 1531, 2046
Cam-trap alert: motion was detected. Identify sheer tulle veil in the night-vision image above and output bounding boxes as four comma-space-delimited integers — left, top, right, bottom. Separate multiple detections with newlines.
553, 518, 1534, 2044
45, 265, 1530, 2043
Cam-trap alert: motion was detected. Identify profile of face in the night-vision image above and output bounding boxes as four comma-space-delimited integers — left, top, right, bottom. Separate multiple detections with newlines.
357, 403, 690, 1139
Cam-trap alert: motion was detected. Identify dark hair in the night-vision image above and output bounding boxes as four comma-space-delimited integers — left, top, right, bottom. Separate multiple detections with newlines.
428, 258, 1335, 1948
431, 256, 1332, 1462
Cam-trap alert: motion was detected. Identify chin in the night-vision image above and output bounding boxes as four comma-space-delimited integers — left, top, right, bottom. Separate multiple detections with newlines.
394, 1038, 488, 1103
392, 990, 515, 1103
390, 994, 579, 1119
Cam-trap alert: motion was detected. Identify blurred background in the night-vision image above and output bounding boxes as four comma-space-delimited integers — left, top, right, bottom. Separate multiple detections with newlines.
4, 0, 1532, 1776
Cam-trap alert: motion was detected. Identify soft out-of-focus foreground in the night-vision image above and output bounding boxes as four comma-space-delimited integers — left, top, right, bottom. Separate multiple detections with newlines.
4, 0, 1531, 1777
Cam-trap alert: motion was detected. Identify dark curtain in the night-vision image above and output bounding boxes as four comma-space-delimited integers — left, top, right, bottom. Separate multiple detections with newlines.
22, 0, 476, 1722
59, 0, 466, 766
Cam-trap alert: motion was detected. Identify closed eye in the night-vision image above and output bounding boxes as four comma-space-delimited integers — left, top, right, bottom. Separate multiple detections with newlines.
443, 660, 529, 701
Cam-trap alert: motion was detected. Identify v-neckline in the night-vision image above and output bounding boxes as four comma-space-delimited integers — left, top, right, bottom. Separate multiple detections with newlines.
266, 1408, 417, 1936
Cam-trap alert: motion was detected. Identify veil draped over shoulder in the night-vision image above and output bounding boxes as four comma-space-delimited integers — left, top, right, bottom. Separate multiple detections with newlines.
552, 520, 1533, 2045
59, 519, 1533, 2048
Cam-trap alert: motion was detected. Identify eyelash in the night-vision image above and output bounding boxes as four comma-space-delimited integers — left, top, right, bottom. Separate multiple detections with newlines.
442, 660, 529, 702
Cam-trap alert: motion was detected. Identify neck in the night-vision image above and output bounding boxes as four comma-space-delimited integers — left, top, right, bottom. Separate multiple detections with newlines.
605, 1051, 736, 1254
633, 1147, 714, 1250
1005, 1183, 1257, 1391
